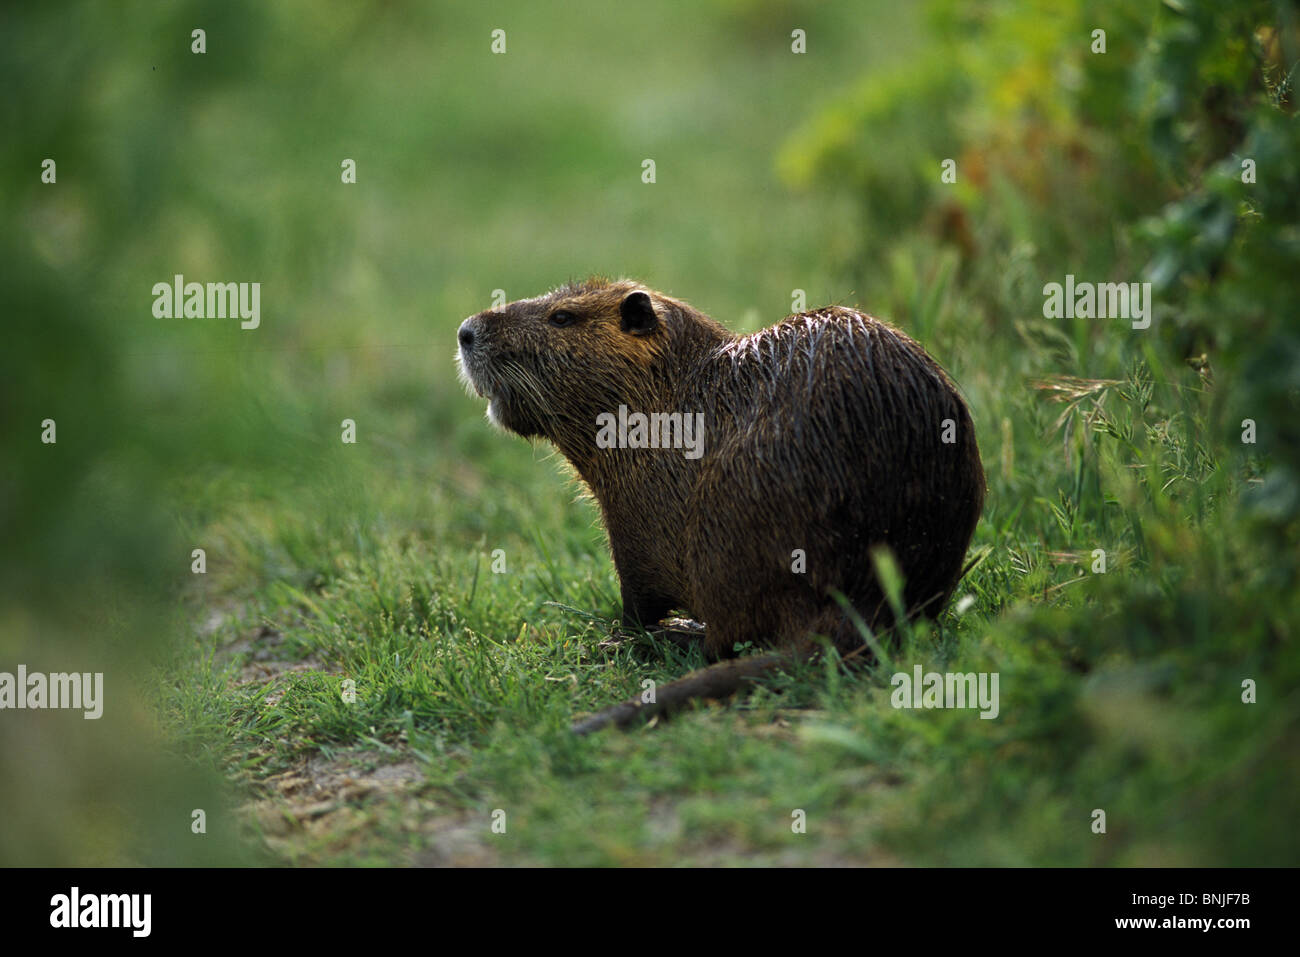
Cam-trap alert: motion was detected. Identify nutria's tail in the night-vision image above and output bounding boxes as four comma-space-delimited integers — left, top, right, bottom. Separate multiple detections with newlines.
571, 652, 800, 735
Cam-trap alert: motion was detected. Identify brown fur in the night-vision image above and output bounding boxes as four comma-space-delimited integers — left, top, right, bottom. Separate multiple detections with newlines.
457, 279, 985, 730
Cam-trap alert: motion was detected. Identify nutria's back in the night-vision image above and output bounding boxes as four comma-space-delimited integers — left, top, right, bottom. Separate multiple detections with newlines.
457, 280, 984, 662
679, 307, 984, 655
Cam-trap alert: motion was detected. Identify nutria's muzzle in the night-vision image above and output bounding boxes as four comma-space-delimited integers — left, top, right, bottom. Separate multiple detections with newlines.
457, 316, 478, 353
455, 315, 489, 397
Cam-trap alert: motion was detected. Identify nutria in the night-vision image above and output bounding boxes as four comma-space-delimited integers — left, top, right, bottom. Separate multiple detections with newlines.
456, 279, 984, 733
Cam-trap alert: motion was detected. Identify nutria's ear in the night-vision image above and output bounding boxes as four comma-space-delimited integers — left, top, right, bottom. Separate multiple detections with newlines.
619, 290, 658, 336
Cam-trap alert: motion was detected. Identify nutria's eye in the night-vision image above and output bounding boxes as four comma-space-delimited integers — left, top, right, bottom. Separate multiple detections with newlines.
548, 310, 579, 328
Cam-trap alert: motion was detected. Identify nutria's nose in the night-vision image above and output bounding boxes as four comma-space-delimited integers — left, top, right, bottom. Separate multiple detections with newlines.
457, 318, 476, 351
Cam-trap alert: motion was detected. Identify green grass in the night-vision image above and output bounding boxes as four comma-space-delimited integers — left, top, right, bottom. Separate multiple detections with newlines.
4, 0, 1297, 866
